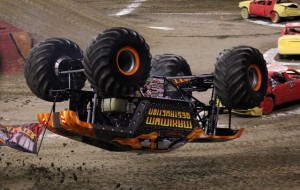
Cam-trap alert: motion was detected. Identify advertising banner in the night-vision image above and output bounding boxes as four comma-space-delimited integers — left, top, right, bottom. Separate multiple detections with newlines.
0, 123, 45, 154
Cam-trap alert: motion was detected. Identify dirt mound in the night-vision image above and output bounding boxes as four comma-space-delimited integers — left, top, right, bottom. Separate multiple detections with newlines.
0, 20, 33, 74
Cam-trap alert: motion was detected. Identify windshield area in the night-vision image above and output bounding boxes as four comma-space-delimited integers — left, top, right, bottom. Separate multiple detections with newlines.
285, 27, 300, 35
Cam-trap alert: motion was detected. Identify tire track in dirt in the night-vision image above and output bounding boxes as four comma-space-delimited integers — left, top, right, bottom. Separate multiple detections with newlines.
0, 0, 99, 44
0, 0, 151, 47
162, 32, 279, 39
150, 12, 239, 15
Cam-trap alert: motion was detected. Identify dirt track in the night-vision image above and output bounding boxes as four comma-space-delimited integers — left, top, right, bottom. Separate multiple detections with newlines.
0, 0, 300, 189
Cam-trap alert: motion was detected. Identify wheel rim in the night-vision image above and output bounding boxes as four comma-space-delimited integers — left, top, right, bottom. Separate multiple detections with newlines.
271, 12, 277, 23
262, 97, 274, 114
54, 56, 73, 83
54, 57, 71, 76
116, 46, 140, 76
248, 64, 262, 91
241, 8, 248, 19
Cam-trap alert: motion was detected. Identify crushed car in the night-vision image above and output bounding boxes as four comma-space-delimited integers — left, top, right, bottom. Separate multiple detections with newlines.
278, 22, 300, 58
233, 64, 300, 116
239, 0, 300, 23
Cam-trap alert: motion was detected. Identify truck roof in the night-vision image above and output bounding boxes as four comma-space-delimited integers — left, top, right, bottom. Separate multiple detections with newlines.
267, 64, 289, 73
285, 22, 300, 28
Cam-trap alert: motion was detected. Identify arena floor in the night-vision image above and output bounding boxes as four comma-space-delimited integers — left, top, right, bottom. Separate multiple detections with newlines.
0, 0, 299, 189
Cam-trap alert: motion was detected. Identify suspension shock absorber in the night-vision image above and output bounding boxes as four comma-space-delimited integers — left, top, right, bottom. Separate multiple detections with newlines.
204, 88, 219, 136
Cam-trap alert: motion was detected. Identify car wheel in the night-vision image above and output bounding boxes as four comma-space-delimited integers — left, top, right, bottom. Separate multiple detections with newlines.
261, 96, 274, 115
214, 46, 268, 109
24, 38, 86, 102
84, 27, 151, 97
241, 7, 250, 19
271, 12, 280, 23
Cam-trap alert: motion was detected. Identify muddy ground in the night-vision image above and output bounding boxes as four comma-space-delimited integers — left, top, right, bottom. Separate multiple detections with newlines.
0, 0, 300, 189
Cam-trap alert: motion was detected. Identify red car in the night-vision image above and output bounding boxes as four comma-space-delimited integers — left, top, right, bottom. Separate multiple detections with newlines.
260, 64, 300, 114
239, 0, 300, 23
278, 22, 300, 58
280, 22, 300, 36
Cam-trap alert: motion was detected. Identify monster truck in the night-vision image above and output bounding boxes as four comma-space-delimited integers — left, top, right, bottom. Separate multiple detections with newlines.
24, 27, 268, 152
239, 0, 300, 23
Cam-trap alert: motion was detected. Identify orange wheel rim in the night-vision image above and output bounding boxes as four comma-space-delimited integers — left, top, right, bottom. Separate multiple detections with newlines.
116, 46, 140, 76
248, 64, 262, 92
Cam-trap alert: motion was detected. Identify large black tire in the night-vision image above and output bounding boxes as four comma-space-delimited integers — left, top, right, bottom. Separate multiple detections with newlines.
214, 46, 268, 109
150, 54, 192, 77
84, 27, 151, 97
150, 54, 192, 99
24, 38, 86, 102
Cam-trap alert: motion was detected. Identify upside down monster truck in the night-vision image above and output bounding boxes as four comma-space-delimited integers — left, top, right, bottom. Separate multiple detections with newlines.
24, 27, 268, 152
